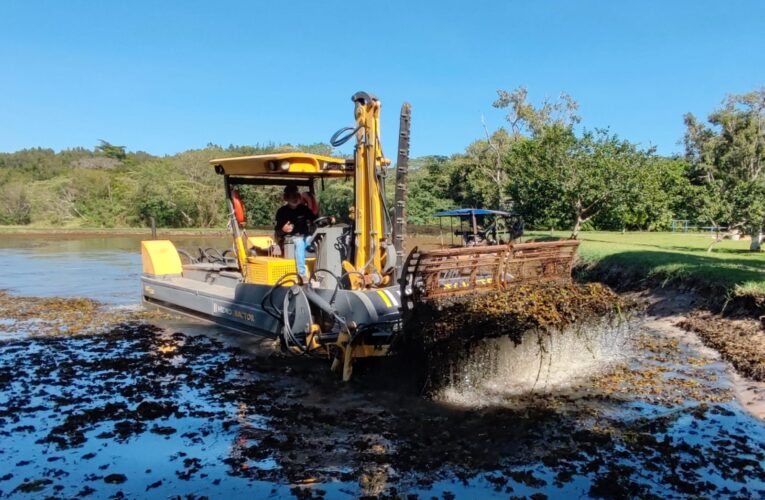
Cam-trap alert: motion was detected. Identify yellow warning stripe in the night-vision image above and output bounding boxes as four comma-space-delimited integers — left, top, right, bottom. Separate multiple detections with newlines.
376, 289, 393, 307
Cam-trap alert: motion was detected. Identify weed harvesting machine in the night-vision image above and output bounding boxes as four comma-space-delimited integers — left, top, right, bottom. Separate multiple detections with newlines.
140, 92, 579, 380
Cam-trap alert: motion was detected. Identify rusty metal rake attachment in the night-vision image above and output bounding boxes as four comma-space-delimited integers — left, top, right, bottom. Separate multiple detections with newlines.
400, 240, 580, 311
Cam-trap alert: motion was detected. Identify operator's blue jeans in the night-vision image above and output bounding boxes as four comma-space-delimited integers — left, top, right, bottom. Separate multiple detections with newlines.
292, 235, 313, 278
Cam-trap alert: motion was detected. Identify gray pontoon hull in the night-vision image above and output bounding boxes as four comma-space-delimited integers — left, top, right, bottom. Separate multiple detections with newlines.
141, 274, 402, 339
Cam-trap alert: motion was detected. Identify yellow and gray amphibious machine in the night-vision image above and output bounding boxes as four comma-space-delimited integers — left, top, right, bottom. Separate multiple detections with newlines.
141, 92, 579, 380
142, 92, 405, 380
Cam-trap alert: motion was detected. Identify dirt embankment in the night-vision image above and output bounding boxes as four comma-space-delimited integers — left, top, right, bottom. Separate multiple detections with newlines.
576, 259, 765, 315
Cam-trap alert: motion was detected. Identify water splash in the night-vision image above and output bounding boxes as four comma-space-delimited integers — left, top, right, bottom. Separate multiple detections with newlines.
436, 318, 637, 407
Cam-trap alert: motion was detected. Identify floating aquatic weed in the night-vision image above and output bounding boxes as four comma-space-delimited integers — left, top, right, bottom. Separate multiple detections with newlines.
405, 282, 627, 347
1, 318, 764, 497
0, 290, 170, 337
679, 311, 765, 381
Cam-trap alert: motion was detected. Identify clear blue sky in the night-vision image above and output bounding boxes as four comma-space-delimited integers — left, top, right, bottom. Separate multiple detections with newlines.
1, 1, 763, 158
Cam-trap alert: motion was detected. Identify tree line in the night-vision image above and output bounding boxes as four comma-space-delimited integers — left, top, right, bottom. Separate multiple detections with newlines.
0, 141, 337, 230
1, 87, 763, 250
405, 87, 764, 250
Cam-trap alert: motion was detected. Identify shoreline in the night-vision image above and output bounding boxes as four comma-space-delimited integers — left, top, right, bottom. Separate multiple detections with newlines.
0, 227, 231, 238
582, 263, 765, 418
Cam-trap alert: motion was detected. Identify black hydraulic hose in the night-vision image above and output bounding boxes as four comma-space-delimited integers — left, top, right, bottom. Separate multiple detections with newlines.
260, 290, 282, 322
263, 272, 350, 356
261, 272, 304, 322
281, 285, 333, 357
340, 270, 366, 290
204, 247, 224, 260
330, 126, 360, 147
300, 275, 347, 330
309, 268, 342, 303
282, 287, 308, 355
176, 248, 198, 264
302, 286, 336, 317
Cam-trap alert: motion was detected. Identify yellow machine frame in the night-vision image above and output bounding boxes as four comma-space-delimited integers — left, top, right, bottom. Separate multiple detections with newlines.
210, 152, 351, 285
348, 93, 393, 287
141, 240, 183, 276
209, 92, 396, 291
210, 152, 349, 178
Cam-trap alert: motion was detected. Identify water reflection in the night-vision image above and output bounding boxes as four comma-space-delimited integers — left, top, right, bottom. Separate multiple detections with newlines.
0, 235, 228, 305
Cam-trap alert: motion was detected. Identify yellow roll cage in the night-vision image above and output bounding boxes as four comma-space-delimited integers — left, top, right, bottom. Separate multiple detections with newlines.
210, 152, 351, 179
210, 92, 395, 289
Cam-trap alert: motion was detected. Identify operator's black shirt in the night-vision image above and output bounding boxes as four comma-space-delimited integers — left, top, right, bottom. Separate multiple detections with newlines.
275, 204, 316, 237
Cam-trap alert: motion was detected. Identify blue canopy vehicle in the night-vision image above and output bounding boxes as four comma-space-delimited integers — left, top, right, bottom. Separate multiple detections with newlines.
433, 208, 525, 247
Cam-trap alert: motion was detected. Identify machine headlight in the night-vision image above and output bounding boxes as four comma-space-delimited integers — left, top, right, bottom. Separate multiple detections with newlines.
280, 160, 290, 171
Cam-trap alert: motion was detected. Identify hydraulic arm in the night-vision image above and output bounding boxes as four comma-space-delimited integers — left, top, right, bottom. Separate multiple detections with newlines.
346, 92, 395, 287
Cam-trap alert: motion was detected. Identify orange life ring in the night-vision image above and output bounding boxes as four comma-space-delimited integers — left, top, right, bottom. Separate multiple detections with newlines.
232, 189, 246, 225
301, 192, 319, 216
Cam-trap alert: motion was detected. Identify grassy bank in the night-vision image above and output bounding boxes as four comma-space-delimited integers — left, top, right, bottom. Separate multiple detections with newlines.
530, 231, 765, 305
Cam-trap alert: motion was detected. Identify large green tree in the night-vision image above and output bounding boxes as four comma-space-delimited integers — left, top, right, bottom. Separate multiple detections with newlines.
496, 87, 649, 237
508, 126, 650, 237
594, 157, 694, 231
684, 88, 765, 250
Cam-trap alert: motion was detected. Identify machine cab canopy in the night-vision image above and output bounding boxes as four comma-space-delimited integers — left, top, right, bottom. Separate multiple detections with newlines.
433, 208, 513, 218
210, 152, 351, 181
433, 208, 525, 247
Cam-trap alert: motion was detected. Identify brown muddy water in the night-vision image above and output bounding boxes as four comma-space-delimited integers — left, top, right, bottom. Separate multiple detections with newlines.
1, 235, 765, 498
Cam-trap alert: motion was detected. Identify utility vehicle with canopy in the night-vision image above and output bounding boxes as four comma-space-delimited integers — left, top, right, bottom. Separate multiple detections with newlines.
433, 208, 525, 247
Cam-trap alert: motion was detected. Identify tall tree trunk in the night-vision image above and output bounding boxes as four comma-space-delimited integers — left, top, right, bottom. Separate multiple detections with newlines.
570, 200, 584, 239
751, 225, 764, 251
571, 215, 583, 239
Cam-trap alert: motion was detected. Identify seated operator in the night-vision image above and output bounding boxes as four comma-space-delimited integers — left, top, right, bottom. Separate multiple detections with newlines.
275, 184, 317, 279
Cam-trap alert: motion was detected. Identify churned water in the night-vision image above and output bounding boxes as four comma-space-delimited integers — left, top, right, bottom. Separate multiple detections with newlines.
437, 319, 635, 407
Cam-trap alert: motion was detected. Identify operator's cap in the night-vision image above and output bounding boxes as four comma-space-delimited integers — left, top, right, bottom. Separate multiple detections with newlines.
283, 184, 299, 196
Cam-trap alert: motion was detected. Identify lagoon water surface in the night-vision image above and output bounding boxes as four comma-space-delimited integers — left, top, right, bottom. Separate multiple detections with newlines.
1, 235, 764, 498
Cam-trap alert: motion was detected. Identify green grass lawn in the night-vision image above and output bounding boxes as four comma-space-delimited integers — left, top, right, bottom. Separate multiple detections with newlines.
528, 231, 765, 299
